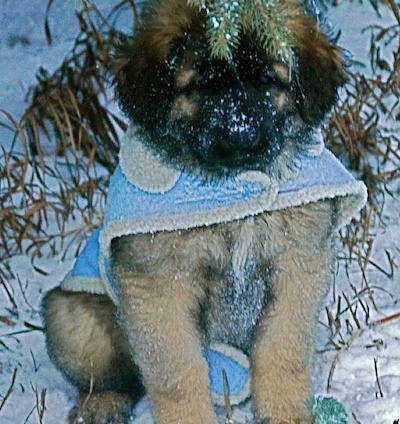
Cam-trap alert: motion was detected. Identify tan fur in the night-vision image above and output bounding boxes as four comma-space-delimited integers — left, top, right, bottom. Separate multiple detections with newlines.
250, 204, 334, 424
43, 0, 345, 422
44, 200, 336, 423
69, 392, 134, 424
174, 67, 198, 89
42, 289, 143, 396
272, 63, 291, 84
170, 93, 199, 119
111, 202, 335, 424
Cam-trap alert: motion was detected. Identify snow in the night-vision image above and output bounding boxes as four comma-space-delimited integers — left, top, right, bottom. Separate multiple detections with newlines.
1, 1, 399, 423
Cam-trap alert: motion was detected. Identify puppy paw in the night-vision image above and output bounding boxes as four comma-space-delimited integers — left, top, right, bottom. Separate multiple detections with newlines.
69, 391, 134, 424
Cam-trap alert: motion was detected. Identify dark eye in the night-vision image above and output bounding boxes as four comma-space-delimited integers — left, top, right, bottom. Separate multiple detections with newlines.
196, 76, 211, 88
259, 69, 290, 90
195, 72, 220, 90
259, 70, 277, 86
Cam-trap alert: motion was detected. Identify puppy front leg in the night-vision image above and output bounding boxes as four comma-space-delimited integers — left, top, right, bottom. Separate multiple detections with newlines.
251, 253, 330, 423
251, 207, 334, 423
116, 274, 217, 424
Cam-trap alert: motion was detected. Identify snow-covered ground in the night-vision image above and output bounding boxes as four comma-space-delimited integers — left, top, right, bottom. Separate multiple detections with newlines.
1, 1, 399, 423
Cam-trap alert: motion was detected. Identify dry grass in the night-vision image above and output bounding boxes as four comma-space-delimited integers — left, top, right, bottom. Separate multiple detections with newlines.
0, 0, 137, 284
1, 0, 399, 325
0, 2, 398, 424
26, 0, 136, 167
0, 2, 399, 417
328, 4, 399, 276
318, 0, 400, 394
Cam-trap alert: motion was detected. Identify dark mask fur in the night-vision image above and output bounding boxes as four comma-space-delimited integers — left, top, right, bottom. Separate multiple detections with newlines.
113, 0, 346, 177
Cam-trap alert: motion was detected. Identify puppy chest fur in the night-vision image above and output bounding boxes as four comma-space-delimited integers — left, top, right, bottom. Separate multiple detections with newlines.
111, 199, 336, 354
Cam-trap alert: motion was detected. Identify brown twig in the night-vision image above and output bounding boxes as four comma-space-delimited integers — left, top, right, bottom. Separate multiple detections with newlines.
81, 356, 95, 412
352, 412, 362, 424
327, 329, 364, 393
24, 321, 45, 332
223, 369, 244, 424
0, 277, 18, 313
370, 311, 400, 327
31, 384, 47, 424
0, 316, 16, 326
17, 276, 37, 313
374, 358, 384, 398
30, 350, 40, 373
0, 367, 18, 412
383, 0, 400, 24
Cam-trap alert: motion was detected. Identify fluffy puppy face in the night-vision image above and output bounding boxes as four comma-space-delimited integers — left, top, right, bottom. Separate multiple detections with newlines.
166, 38, 294, 175
114, 0, 345, 176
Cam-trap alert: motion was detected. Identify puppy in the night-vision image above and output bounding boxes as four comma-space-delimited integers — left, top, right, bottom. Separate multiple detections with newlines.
42, 0, 354, 423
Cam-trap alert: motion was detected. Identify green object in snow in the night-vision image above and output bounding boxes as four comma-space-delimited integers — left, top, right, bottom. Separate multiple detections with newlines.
312, 396, 348, 424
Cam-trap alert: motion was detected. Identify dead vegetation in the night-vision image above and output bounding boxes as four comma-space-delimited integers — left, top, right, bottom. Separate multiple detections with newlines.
316, 1, 400, 403
0, 0, 399, 419
0, 0, 137, 284
1, 1, 398, 273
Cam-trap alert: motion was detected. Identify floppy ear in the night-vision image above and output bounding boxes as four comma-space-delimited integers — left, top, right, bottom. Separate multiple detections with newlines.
113, 31, 172, 127
289, 14, 346, 125
113, 0, 199, 127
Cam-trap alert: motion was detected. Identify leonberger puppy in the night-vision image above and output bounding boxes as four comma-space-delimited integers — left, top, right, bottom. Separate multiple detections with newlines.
42, 0, 349, 422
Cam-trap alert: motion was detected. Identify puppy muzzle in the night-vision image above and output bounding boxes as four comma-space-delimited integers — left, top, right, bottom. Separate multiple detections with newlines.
203, 90, 282, 161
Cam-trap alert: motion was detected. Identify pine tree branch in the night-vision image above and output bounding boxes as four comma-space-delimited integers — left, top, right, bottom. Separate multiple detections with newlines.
243, 0, 293, 63
188, 0, 293, 63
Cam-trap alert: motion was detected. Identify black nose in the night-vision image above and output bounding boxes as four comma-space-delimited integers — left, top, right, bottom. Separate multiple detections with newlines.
227, 111, 259, 150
